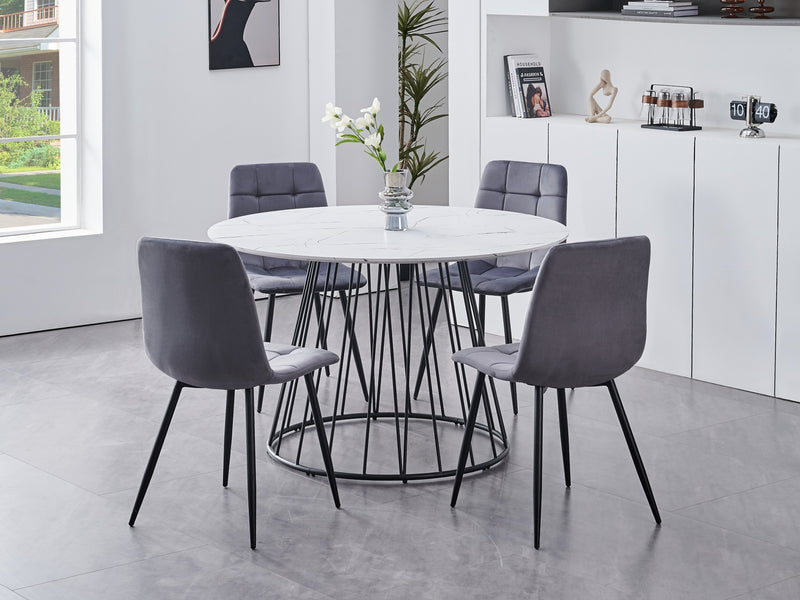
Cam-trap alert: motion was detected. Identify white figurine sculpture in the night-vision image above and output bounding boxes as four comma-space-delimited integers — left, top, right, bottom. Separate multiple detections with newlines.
586, 69, 618, 124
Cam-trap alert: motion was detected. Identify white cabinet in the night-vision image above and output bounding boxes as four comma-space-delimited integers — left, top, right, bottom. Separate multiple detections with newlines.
481, 117, 548, 167
776, 142, 800, 401
450, 5, 800, 400
617, 128, 694, 378
693, 136, 779, 396
549, 118, 617, 242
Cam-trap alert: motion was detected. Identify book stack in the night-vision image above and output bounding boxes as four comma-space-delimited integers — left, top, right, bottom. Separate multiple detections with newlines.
621, 1, 699, 17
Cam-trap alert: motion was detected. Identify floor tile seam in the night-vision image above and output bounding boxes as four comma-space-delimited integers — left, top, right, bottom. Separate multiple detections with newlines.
668, 506, 800, 558
0, 452, 116, 498
548, 479, 674, 515
574, 474, 791, 518
672, 473, 800, 515
9, 355, 153, 380
10, 542, 210, 595
202, 541, 340, 600
564, 406, 774, 442
661, 409, 781, 443
722, 574, 800, 600
96, 464, 238, 499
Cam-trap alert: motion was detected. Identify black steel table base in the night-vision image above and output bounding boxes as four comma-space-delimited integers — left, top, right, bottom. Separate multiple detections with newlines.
266, 260, 509, 482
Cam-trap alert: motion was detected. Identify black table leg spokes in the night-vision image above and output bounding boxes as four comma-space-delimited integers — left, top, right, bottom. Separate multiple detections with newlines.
266, 260, 508, 481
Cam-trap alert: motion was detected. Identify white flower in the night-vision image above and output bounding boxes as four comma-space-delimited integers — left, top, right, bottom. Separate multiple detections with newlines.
336, 115, 353, 132
360, 97, 380, 116
321, 102, 341, 123
355, 113, 374, 129
364, 132, 382, 148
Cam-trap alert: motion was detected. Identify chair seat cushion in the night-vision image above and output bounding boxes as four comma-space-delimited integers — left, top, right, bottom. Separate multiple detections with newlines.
247, 262, 367, 295
424, 261, 539, 296
263, 342, 339, 384
452, 343, 520, 382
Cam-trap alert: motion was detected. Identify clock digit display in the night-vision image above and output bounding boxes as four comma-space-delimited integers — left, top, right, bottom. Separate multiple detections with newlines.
730, 101, 746, 120
730, 100, 777, 124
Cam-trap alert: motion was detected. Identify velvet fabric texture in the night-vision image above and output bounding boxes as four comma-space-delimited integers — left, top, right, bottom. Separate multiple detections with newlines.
424, 160, 567, 295
452, 236, 651, 389
228, 162, 365, 294
137, 237, 338, 390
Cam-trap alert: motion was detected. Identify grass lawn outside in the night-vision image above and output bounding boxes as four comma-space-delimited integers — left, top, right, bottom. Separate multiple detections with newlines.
0, 172, 60, 189
0, 186, 60, 208
0, 170, 61, 208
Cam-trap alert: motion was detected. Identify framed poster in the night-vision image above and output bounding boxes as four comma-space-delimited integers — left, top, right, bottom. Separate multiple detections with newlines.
208, 0, 280, 70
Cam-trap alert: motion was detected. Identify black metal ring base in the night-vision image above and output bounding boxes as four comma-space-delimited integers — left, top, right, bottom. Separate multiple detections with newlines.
267, 411, 508, 481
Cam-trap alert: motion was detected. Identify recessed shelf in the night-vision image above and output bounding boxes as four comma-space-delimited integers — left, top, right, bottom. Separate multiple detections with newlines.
551, 11, 800, 25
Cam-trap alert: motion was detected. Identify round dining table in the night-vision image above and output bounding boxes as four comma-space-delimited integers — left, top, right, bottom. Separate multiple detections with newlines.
209, 204, 568, 482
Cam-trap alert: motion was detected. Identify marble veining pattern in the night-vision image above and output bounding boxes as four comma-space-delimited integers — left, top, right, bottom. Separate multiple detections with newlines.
207, 205, 569, 263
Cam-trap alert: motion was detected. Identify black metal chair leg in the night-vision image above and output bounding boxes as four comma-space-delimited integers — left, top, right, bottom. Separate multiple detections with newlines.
500, 296, 518, 415
412, 288, 443, 399
533, 386, 544, 549
305, 374, 341, 508
223, 390, 235, 487
312, 294, 331, 378
450, 372, 486, 507
129, 381, 183, 527
244, 388, 258, 549
556, 387, 570, 487
478, 294, 486, 337
339, 291, 370, 402
606, 379, 661, 524
257, 294, 276, 413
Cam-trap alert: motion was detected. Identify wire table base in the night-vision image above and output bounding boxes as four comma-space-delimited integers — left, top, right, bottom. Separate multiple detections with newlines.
266, 260, 510, 482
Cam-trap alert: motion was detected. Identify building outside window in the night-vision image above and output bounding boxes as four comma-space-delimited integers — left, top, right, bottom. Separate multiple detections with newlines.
0, 0, 76, 236
32, 60, 52, 106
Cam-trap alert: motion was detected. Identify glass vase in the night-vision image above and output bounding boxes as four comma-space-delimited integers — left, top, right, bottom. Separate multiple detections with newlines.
379, 169, 414, 231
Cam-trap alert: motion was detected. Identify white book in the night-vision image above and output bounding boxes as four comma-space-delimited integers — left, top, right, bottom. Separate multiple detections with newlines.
621, 7, 698, 14
623, 5, 697, 11
624, 1, 695, 7
625, 0, 695, 4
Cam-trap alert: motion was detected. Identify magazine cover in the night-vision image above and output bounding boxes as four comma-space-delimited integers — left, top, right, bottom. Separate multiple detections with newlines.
510, 55, 551, 118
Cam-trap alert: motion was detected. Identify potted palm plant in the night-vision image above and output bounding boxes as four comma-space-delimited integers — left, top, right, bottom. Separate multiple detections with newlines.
398, 0, 448, 190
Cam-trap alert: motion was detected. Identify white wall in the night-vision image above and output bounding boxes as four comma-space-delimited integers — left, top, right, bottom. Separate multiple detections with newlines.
405, 0, 449, 207
0, 0, 313, 336
332, 0, 398, 206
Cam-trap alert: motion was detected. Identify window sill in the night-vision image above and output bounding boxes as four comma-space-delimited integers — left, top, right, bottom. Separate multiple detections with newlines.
0, 225, 102, 244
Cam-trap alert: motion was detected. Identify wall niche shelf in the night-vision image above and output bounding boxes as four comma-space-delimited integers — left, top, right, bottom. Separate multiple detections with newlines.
552, 11, 800, 25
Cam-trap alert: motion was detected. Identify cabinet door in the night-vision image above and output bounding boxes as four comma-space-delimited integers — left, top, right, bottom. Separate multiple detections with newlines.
481, 118, 548, 168
776, 143, 800, 401
549, 120, 617, 242
617, 129, 694, 378
694, 137, 778, 396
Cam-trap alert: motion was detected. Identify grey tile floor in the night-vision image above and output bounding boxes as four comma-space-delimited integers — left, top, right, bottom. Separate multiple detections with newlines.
2, 296, 800, 599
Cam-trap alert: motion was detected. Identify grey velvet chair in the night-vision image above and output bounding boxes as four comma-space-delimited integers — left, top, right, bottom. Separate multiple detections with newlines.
449, 236, 660, 549
415, 160, 567, 414
229, 162, 368, 412
129, 237, 341, 550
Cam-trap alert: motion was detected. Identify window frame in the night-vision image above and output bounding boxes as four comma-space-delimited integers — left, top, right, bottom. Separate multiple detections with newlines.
0, 0, 82, 239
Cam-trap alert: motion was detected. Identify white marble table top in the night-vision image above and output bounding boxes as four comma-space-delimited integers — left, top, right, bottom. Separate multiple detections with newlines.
208, 205, 569, 264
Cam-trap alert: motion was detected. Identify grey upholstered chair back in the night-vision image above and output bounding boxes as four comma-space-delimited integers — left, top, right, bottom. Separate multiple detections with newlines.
475, 160, 567, 270
512, 236, 650, 389
138, 237, 272, 390
228, 162, 328, 271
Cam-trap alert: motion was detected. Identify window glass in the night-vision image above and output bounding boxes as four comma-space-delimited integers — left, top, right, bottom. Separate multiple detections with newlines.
0, 0, 75, 235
